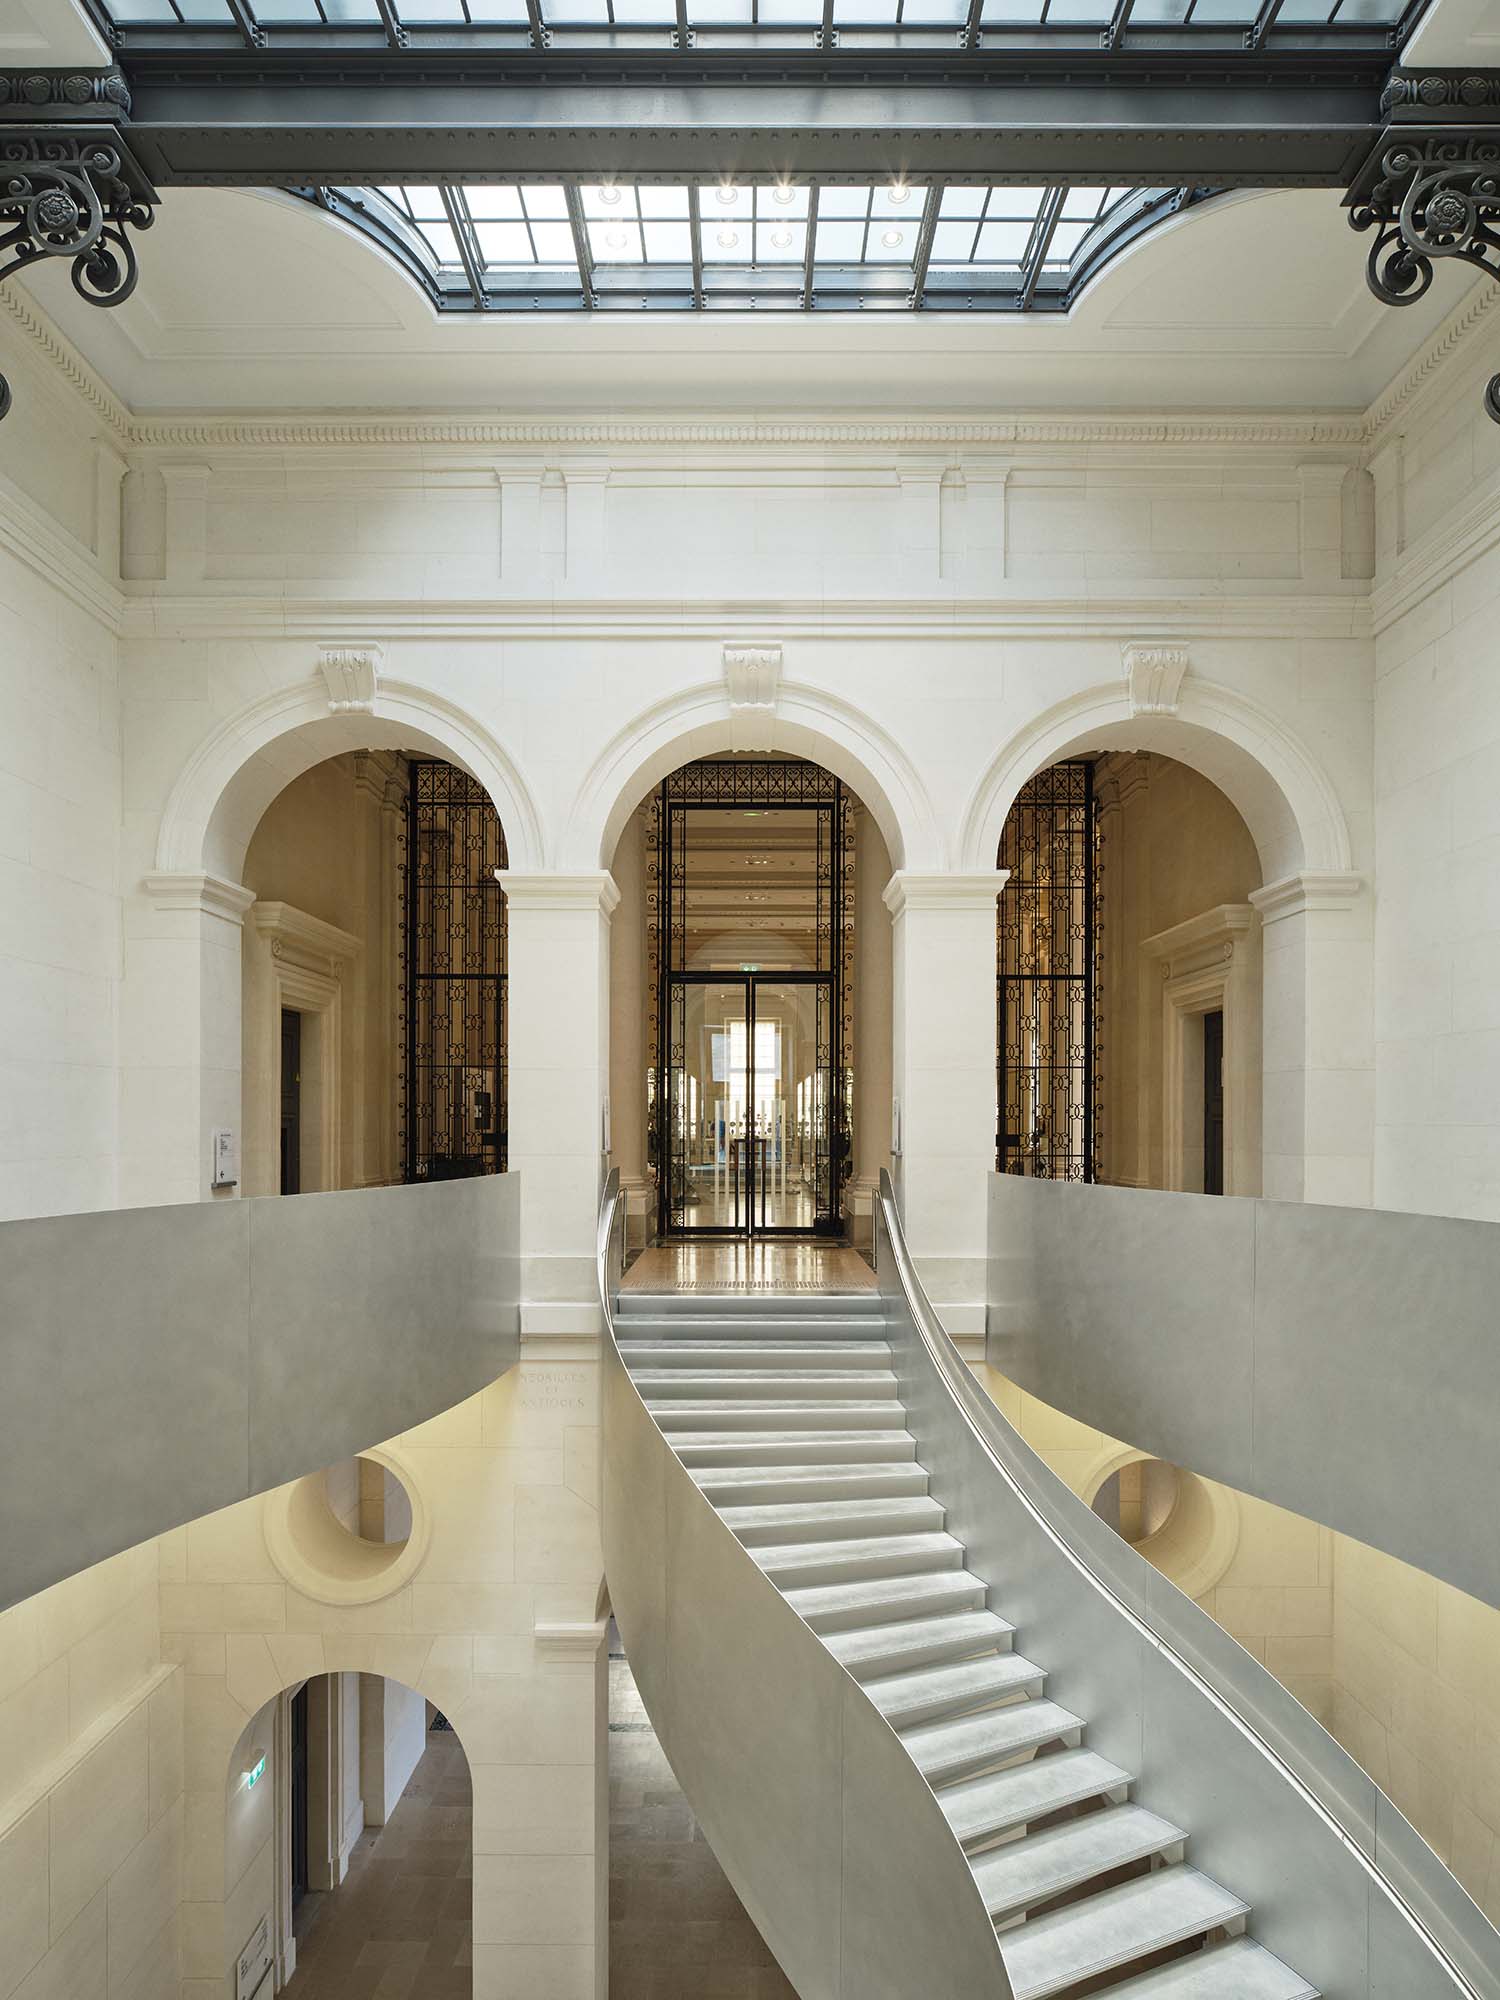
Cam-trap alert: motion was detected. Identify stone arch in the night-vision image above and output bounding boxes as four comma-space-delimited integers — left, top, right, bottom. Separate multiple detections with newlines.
958, 676, 1353, 884
222, 1666, 473, 1995
559, 679, 942, 872
155, 677, 545, 883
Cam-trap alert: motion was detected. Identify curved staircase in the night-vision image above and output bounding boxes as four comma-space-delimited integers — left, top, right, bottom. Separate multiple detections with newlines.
613, 1287, 1315, 2000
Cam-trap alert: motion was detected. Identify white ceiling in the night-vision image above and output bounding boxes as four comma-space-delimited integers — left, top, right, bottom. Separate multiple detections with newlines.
5, 0, 1490, 419
15, 183, 1475, 417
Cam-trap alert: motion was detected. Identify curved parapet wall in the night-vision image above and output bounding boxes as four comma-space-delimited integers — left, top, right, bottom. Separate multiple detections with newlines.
986, 1174, 1500, 1614
597, 1176, 1013, 2000
0, 1175, 520, 1611
882, 1175, 1498, 2000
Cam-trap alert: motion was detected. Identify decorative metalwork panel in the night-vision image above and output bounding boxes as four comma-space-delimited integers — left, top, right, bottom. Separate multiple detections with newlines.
646, 756, 854, 1236
399, 759, 508, 1182
996, 760, 1099, 1182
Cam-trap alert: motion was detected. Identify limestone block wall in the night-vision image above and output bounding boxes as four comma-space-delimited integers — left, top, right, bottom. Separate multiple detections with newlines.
0, 1344, 605, 2000
0, 1543, 184, 2000
1372, 314, 1500, 1221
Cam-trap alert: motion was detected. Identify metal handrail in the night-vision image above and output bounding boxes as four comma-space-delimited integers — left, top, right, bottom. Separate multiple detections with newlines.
875, 1168, 1497, 2000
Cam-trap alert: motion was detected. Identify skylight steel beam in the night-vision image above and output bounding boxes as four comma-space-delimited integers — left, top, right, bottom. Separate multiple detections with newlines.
439, 183, 489, 307
564, 181, 597, 306
1017, 182, 1064, 306
800, 184, 819, 307
906, 185, 940, 307
121, 64, 1388, 188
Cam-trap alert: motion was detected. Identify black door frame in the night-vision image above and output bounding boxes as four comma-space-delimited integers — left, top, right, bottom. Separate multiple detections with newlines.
663, 968, 836, 1241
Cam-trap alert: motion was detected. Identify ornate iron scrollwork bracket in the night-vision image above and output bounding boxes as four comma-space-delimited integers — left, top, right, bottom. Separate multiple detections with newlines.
1347, 71, 1500, 425
0, 71, 156, 423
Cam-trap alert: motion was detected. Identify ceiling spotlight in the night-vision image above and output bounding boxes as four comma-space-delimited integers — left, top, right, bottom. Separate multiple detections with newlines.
772, 184, 797, 206
715, 185, 739, 206
604, 228, 629, 251
717, 229, 740, 250
888, 182, 912, 205
882, 229, 905, 249
598, 186, 623, 205
769, 229, 793, 251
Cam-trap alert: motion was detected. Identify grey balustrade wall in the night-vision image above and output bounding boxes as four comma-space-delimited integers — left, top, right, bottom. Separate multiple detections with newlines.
987, 1174, 1500, 1612
0, 1175, 520, 1610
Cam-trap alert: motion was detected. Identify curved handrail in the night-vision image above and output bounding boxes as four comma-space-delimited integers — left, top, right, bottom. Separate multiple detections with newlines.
596, 1170, 1015, 1999
877, 1169, 1499, 2000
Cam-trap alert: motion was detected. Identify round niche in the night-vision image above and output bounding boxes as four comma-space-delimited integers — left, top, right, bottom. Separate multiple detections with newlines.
1086, 1451, 1240, 1601
263, 1445, 430, 1605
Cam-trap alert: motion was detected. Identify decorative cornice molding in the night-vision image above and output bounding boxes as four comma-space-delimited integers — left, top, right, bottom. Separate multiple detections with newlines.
1248, 870, 1366, 925
1122, 641, 1190, 716
0, 68, 131, 114
532, 1617, 609, 1666
116, 414, 1370, 453
1363, 283, 1500, 449
0, 288, 130, 443
1141, 902, 1257, 978
318, 642, 382, 714
883, 871, 1009, 919
141, 871, 256, 923
248, 900, 363, 972
114, 593, 1372, 645
723, 640, 781, 751
500, 870, 622, 916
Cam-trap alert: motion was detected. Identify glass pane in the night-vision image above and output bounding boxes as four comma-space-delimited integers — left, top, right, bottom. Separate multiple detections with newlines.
670, 980, 752, 1232
753, 983, 830, 1230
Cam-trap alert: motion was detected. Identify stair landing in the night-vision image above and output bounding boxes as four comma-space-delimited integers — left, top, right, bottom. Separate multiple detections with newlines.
619, 1241, 877, 1295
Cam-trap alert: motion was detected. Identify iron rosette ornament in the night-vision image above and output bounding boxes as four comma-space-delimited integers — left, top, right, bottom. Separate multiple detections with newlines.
0, 138, 154, 421
1349, 135, 1500, 423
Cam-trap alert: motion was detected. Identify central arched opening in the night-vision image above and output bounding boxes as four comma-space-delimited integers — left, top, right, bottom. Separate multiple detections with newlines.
609, 751, 893, 1255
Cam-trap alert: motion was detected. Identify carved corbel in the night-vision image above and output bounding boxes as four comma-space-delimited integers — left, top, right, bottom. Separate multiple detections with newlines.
1122, 642, 1190, 717
1346, 71, 1500, 424
318, 644, 383, 714
0, 73, 155, 421
724, 642, 782, 752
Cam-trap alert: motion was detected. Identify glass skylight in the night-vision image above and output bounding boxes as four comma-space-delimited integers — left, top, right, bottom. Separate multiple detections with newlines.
310, 179, 1204, 312
90, 0, 1424, 35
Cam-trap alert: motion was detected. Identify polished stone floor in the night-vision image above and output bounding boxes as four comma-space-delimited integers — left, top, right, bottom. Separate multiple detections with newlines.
282, 1724, 471, 2000
621, 1239, 875, 1294
610, 1634, 798, 2000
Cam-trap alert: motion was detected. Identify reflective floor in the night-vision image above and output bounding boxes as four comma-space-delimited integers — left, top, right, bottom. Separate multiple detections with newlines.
621, 1239, 876, 1293
610, 1630, 797, 1999
282, 1724, 470, 2000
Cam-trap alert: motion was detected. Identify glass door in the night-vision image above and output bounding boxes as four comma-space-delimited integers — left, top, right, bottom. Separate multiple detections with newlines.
665, 973, 837, 1237
666, 976, 753, 1235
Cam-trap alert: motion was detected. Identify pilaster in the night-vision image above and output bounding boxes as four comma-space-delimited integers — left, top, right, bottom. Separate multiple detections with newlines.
1249, 869, 1372, 1206
504, 871, 621, 1339
883, 870, 1008, 1336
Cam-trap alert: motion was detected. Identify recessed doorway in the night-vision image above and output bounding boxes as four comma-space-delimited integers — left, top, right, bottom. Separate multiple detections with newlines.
648, 759, 855, 1240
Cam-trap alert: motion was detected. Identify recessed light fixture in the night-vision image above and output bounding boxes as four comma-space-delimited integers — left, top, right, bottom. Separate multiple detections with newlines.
769, 229, 793, 251
598, 186, 623, 206
772, 184, 797, 206
888, 182, 912, 205
717, 229, 740, 250
882, 229, 905, 249
605, 228, 629, 251
715, 185, 738, 206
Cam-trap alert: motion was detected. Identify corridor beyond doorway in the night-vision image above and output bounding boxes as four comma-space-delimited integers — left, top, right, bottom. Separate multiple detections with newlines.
620, 1239, 876, 1294
282, 1720, 471, 2000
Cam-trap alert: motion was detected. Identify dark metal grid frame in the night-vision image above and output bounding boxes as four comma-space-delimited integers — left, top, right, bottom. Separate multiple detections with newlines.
400, 758, 509, 1183
996, 758, 1100, 1183
648, 757, 854, 1238
305, 179, 1211, 313
82, 0, 1434, 53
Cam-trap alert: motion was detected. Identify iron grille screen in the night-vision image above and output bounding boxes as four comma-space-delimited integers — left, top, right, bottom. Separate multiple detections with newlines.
400, 759, 508, 1181
996, 759, 1099, 1181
